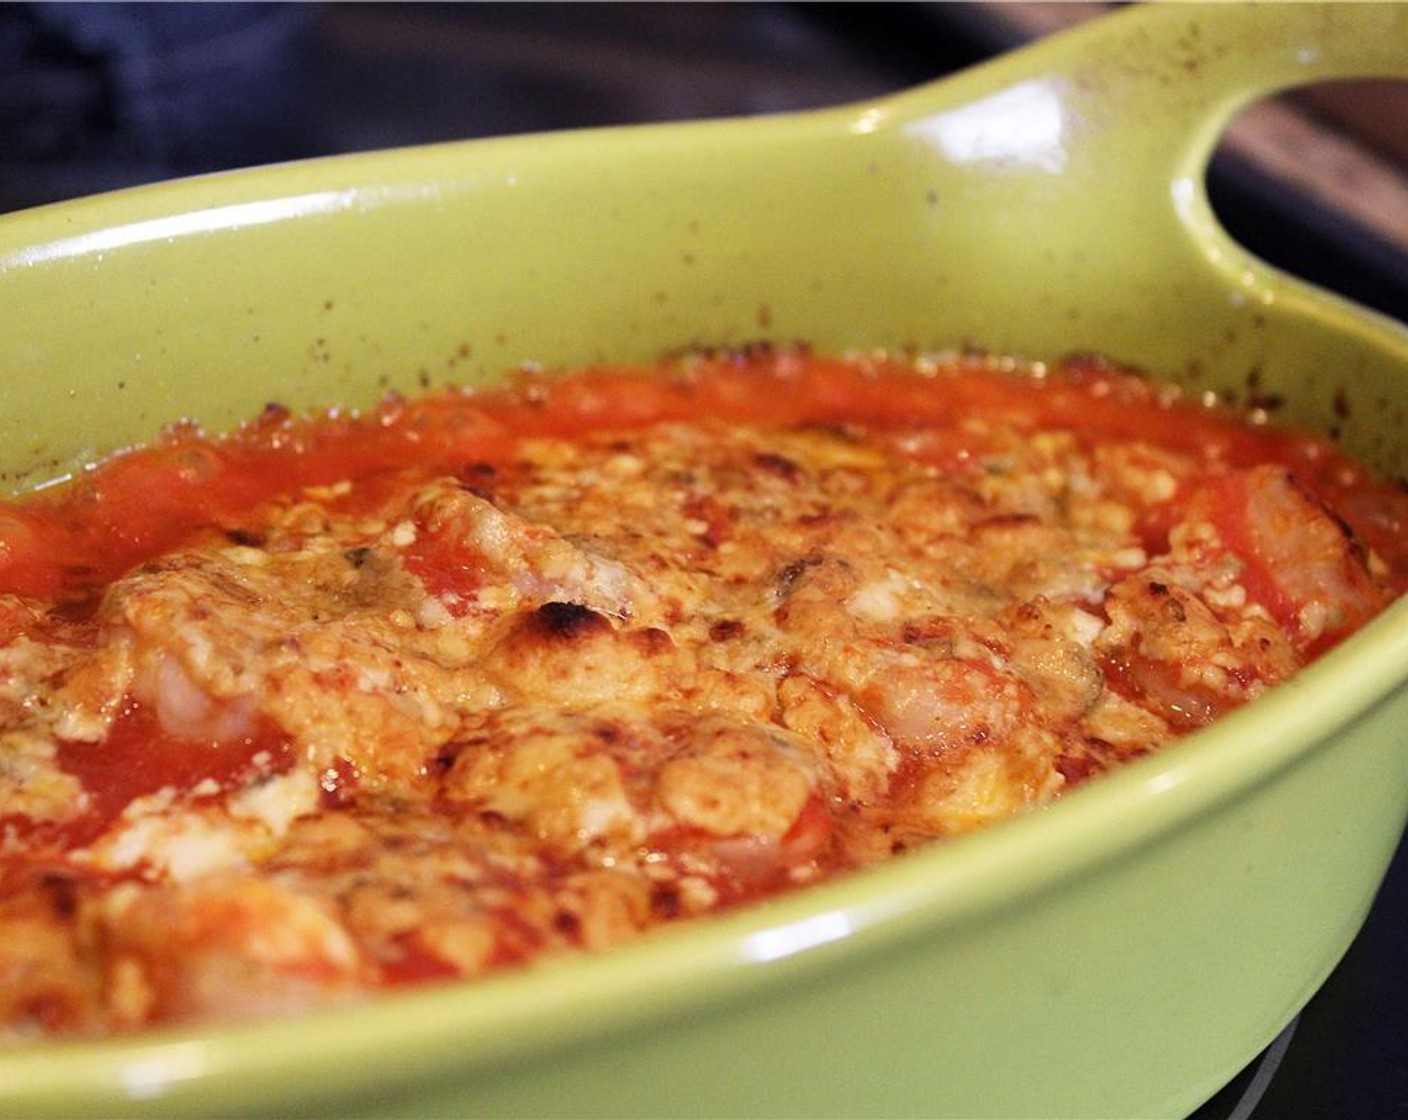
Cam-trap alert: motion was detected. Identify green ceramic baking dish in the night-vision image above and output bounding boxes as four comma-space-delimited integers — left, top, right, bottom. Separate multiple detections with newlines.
1, 4, 1407, 1117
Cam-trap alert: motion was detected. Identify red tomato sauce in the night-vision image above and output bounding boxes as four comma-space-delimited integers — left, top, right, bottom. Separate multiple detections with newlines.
51, 702, 294, 849
0, 347, 1404, 602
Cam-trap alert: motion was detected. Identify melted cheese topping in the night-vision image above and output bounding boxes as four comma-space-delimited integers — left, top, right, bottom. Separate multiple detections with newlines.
0, 349, 1402, 1041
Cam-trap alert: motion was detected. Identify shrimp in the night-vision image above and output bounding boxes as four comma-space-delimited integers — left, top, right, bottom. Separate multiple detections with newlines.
97, 876, 367, 1028
1180, 465, 1391, 652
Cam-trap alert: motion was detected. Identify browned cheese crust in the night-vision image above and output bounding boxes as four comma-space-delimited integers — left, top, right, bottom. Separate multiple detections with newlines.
0, 371, 1391, 1040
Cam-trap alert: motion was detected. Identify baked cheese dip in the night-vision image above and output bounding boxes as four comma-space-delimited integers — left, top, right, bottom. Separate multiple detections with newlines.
1, 347, 1404, 1040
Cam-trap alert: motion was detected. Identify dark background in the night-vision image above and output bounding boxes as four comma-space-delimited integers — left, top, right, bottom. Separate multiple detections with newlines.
1, 5, 1406, 1116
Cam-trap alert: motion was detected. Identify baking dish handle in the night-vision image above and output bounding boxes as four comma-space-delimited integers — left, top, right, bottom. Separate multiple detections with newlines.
1090, 2, 1408, 186
889, 2, 1408, 213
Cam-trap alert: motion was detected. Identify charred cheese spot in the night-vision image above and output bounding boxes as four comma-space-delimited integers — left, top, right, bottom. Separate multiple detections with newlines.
485, 608, 676, 709
531, 601, 613, 640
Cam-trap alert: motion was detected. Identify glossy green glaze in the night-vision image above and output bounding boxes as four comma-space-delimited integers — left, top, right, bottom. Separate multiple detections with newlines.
1, 4, 1406, 1117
